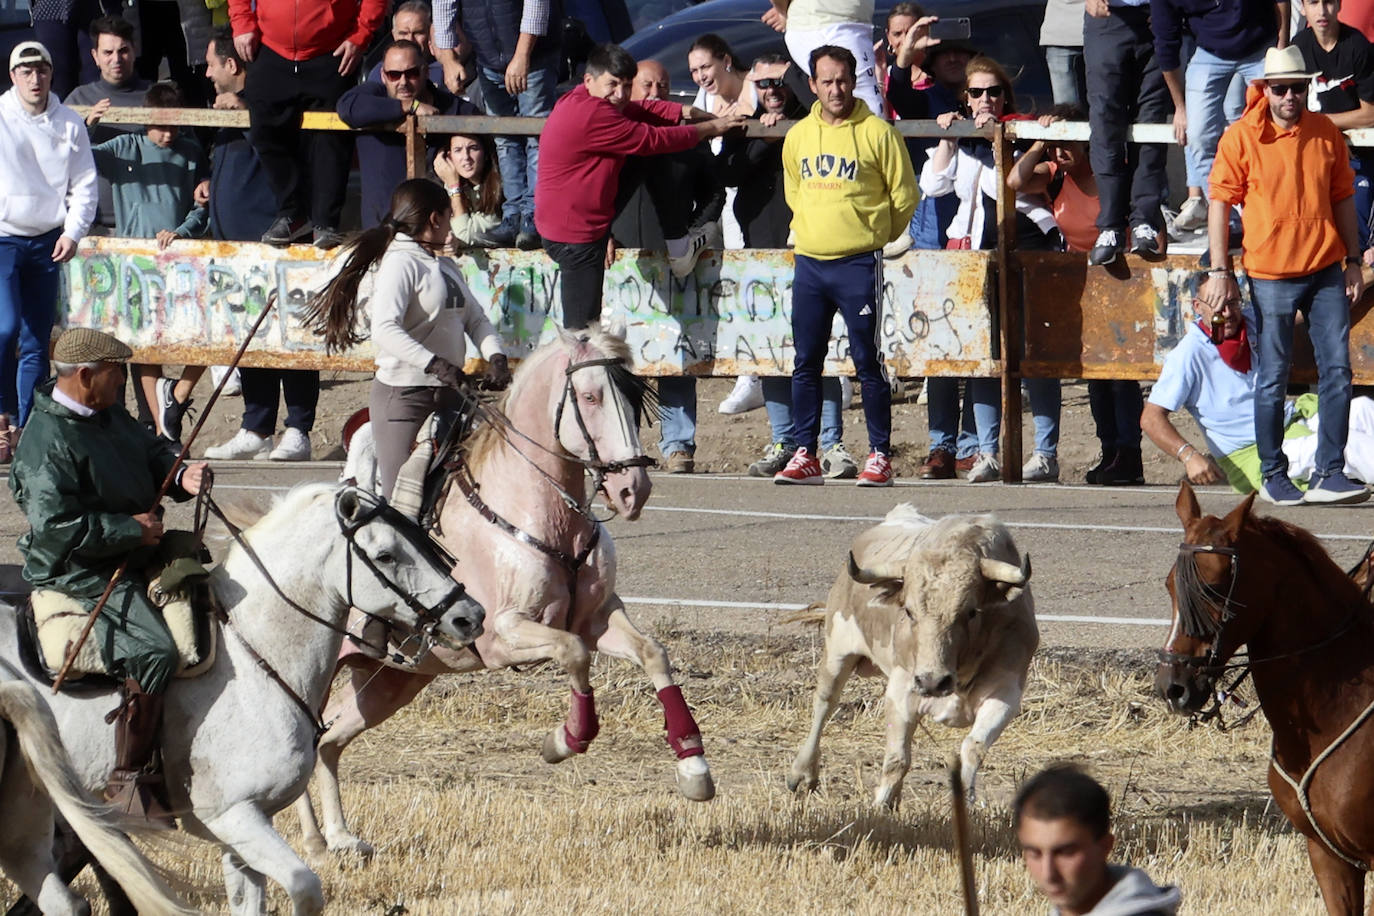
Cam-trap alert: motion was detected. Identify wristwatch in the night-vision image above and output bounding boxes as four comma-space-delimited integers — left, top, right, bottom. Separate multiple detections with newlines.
1346, 256, 1363, 268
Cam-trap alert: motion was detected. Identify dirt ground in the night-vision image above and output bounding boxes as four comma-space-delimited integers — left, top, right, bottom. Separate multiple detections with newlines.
188, 371, 1197, 484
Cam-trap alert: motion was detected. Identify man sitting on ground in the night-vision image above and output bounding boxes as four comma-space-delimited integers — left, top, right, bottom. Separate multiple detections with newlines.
1141, 289, 1374, 502
1016, 764, 1181, 915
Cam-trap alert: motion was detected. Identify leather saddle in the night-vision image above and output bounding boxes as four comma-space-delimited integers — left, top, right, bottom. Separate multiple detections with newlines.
19, 581, 219, 693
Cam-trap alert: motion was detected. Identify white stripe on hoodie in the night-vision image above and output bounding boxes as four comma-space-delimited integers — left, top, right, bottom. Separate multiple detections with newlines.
0, 88, 97, 241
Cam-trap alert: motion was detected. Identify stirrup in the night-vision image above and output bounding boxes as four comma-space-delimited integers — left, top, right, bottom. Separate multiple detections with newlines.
105, 769, 175, 828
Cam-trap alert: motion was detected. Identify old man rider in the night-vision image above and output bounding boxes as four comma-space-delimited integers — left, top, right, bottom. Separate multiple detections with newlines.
9, 328, 210, 822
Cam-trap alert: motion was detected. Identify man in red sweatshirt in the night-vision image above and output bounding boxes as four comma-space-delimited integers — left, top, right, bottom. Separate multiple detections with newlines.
534, 43, 746, 330
229, 0, 385, 248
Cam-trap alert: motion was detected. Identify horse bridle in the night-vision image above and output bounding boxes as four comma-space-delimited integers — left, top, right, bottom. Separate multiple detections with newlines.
1158, 542, 1241, 673
202, 487, 470, 734
552, 356, 656, 502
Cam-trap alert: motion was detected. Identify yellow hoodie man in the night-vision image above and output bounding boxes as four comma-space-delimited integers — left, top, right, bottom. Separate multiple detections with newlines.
772, 45, 917, 489
783, 89, 917, 258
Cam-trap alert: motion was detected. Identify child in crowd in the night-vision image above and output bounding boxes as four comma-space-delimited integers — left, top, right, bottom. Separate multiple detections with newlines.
89, 80, 208, 445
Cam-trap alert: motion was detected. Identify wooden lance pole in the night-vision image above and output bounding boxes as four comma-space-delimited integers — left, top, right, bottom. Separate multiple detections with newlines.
950, 757, 980, 916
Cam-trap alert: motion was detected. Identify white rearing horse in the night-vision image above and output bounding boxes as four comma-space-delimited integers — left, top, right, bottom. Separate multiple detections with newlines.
296, 328, 715, 858
0, 484, 486, 916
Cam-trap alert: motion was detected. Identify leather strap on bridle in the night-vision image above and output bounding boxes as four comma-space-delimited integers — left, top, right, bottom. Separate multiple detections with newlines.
450, 460, 600, 577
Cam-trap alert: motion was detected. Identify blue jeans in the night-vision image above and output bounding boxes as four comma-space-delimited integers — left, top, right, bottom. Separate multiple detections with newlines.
478, 65, 557, 223
762, 376, 843, 450
927, 377, 1000, 455
0, 229, 61, 425
1251, 264, 1352, 480
657, 376, 696, 455
1185, 47, 1265, 198
1045, 46, 1086, 109
1025, 377, 1061, 457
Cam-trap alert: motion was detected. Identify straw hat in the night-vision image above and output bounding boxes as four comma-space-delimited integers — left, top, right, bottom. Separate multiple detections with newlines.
1257, 45, 1320, 82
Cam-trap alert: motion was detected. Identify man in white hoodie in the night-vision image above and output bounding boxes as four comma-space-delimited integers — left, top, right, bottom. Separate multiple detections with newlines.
0, 41, 98, 445
1017, 765, 1181, 916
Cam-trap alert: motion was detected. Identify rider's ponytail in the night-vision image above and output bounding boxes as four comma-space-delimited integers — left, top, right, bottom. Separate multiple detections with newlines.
303, 179, 453, 353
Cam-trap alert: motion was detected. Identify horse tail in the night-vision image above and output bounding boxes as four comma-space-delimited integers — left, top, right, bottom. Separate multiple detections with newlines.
782, 603, 829, 627
0, 681, 197, 916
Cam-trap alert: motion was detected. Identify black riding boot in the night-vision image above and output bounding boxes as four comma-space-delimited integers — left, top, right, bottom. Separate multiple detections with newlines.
104, 677, 174, 827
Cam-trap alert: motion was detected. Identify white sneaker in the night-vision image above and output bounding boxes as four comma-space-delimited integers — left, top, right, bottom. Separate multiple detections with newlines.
668, 220, 720, 279
269, 427, 311, 461
204, 428, 271, 460
1173, 196, 1208, 232
719, 375, 764, 414
966, 453, 1001, 483
1021, 452, 1059, 482
821, 442, 859, 479
210, 365, 242, 397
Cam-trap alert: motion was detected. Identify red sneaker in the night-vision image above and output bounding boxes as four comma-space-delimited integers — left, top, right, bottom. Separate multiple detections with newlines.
773, 447, 823, 485
857, 451, 894, 487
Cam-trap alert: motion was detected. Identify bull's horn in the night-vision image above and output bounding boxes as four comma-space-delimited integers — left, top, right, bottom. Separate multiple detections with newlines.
849, 552, 903, 585
980, 553, 1031, 586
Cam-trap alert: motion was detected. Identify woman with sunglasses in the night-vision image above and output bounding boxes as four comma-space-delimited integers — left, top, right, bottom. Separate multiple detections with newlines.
919, 56, 1063, 483
434, 133, 505, 248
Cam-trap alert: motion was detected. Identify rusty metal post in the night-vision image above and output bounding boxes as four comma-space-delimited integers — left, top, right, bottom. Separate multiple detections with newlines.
992, 123, 1023, 481
404, 114, 426, 180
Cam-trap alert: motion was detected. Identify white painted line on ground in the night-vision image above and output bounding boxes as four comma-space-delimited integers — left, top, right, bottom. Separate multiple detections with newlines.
621, 596, 1170, 626
641, 504, 1374, 541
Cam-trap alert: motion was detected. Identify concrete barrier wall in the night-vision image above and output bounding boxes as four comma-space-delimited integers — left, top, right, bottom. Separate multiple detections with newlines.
61, 238, 998, 377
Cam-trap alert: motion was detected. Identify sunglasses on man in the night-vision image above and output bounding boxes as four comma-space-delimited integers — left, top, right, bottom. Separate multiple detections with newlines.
383, 66, 423, 81
966, 85, 1004, 99
755, 78, 786, 89
1267, 81, 1308, 96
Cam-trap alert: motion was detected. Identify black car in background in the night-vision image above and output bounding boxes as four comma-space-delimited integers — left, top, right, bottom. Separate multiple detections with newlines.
622, 0, 1051, 110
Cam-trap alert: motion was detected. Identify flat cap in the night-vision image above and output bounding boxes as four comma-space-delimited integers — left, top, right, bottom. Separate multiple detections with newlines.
52, 328, 133, 364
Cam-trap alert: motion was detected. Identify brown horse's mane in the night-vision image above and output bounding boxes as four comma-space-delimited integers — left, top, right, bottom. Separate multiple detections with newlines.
461, 330, 636, 476
1245, 513, 1372, 609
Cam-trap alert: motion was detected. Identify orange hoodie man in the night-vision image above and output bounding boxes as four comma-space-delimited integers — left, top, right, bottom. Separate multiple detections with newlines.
1200, 45, 1370, 507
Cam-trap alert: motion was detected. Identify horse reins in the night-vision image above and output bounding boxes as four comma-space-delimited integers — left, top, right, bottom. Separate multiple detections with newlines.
200, 487, 464, 737
1165, 537, 1374, 870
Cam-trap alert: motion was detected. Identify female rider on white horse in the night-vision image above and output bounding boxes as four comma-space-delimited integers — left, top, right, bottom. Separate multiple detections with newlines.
304, 178, 512, 499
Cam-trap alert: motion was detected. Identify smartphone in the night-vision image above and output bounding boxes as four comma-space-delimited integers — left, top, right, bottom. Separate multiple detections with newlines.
929, 17, 971, 41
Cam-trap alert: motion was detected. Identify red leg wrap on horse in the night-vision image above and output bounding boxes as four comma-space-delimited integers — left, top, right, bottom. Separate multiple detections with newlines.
658, 685, 704, 759
563, 687, 599, 754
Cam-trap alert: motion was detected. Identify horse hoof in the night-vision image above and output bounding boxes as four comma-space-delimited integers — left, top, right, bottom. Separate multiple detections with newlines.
675, 756, 715, 801
542, 726, 574, 764
302, 834, 329, 860
328, 835, 374, 861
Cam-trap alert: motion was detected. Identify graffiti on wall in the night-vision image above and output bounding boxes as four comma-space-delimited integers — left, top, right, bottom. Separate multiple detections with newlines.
62, 239, 999, 375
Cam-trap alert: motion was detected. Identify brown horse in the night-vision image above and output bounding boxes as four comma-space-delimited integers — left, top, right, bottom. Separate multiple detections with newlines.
1155, 481, 1374, 915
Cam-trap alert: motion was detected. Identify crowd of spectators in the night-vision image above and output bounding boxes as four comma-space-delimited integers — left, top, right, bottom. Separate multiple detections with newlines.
3, 0, 1373, 496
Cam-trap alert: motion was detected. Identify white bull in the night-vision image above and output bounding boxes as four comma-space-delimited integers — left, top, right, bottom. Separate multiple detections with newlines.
788, 504, 1039, 808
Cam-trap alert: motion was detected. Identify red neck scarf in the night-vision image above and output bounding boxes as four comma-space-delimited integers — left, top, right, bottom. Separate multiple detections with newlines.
1198, 320, 1251, 373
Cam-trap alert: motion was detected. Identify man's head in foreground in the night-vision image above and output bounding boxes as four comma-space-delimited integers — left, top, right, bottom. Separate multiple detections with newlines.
1015, 765, 1115, 916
